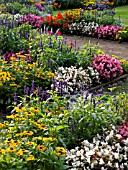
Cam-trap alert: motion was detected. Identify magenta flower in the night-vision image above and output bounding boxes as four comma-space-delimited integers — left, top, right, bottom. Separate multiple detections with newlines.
93, 54, 123, 80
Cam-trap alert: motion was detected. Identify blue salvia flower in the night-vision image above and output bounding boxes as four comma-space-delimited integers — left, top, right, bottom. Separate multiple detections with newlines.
48, 37, 52, 48
14, 92, 17, 104
39, 38, 43, 48
37, 86, 40, 97
7, 21, 11, 29
42, 90, 46, 101
30, 80, 35, 94
19, 29, 22, 38
11, 18, 14, 28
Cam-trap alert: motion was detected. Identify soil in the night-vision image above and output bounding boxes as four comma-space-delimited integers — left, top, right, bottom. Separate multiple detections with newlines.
63, 34, 128, 61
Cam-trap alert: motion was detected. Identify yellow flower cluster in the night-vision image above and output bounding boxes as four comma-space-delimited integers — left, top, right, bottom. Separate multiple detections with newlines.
120, 59, 128, 65
81, 0, 96, 6
117, 25, 128, 41
56, 147, 66, 156
112, 54, 118, 59
15, 130, 33, 137
66, 8, 83, 19
100, 1, 115, 6
35, 72, 44, 79
47, 71, 55, 78
0, 70, 11, 82
0, 122, 5, 129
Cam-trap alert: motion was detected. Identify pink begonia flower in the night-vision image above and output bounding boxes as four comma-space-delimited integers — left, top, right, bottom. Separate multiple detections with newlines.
93, 54, 123, 80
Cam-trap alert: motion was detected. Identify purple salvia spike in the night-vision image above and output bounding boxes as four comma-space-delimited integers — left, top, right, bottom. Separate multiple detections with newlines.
31, 80, 35, 93
37, 86, 40, 97
39, 38, 42, 48
24, 85, 27, 94
42, 91, 46, 101
14, 92, 17, 104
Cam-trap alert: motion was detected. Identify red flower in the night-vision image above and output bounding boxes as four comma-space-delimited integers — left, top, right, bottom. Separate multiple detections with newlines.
57, 12, 63, 20
57, 31, 62, 35
64, 12, 68, 18
72, 16, 75, 21
62, 23, 68, 28
48, 31, 53, 35
69, 41, 73, 46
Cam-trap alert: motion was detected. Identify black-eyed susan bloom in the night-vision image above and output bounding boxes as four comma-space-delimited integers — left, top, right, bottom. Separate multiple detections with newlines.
36, 145, 46, 152
23, 130, 33, 136
16, 149, 24, 156
26, 155, 35, 161
26, 141, 35, 146
0, 122, 5, 129
6, 147, 16, 153
56, 147, 66, 157
6, 114, 18, 119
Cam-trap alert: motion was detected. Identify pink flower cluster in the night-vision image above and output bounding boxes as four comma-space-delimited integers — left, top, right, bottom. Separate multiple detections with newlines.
21, 14, 44, 27
118, 121, 128, 141
93, 54, 123, 80
3, 52, 17, 61
3, 50, 32, 61
92, 25, 122, 40
35, 3, 44, 11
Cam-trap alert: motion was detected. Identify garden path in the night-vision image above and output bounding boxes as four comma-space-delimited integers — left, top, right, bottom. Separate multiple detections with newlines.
63, 34, 128, 61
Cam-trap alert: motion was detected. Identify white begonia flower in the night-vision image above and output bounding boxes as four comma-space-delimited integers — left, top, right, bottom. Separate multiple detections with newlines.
97, 151, 102, 157
99, 158, 105, 165
124, 138, 128, 145
107, 161, 112, 167
103, 149, 110, 156
82, 140, 90, 146
115, 162, 119, 168
113, 152, 119, 159
124, 162, 128, 167
89, 143, 94, 149
101, 167, 107, 170
123, 154, 127, 160
120, 163, 124, 169
86, 156, 91, 163
124, 146, 128, 152
84, 146, 89, 152
76, 150, 82, 157
115, 134, 122, 139
86, 150, 95, 157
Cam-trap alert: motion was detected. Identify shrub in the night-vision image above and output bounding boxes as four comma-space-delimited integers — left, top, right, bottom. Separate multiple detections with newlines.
111, 0, 127, 6
5, 2, 23, 14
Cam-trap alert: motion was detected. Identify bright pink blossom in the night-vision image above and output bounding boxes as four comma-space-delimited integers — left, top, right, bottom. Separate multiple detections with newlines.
93, 54, 123, 80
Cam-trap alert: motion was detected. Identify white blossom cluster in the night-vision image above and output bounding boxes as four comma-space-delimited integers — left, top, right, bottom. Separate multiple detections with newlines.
66, 125, 128, 170
51, 66, 99, 94
68, 21, 99, 36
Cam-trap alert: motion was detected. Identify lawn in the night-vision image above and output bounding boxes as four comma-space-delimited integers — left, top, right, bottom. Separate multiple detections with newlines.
115, 5, 128, 25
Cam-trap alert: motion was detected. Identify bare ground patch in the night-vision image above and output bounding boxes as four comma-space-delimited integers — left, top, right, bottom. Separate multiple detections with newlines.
63, 34, 128, 61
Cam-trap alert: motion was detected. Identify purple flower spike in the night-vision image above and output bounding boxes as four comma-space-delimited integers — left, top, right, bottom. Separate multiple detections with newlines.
14, 92, 17, 104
